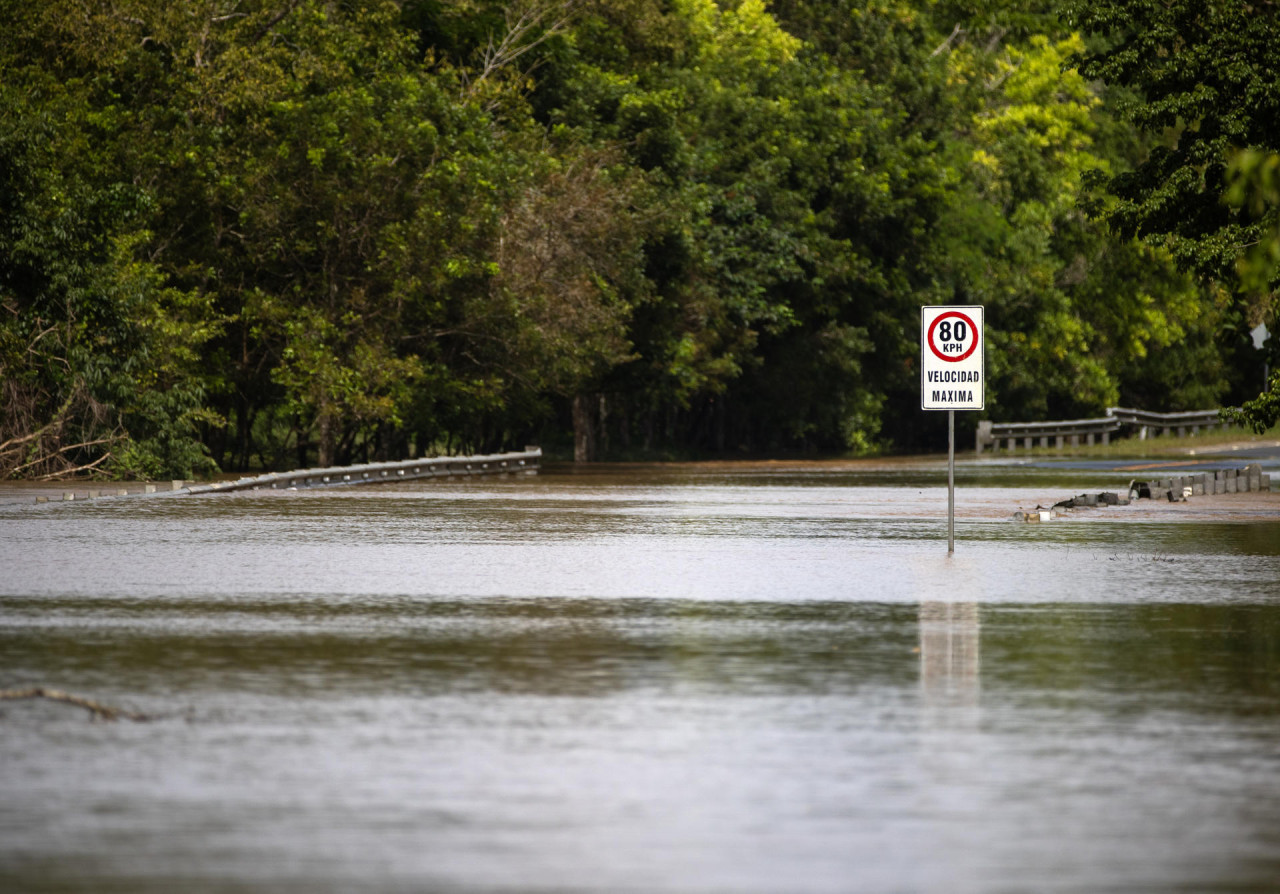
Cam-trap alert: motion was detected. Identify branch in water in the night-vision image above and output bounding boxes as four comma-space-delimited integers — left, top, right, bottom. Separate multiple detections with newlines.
0, 687, 152, 722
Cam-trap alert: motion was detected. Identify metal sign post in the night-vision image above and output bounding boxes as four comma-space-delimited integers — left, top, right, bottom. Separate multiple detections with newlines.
948, 408, 955, 553
921, 306, 984, 554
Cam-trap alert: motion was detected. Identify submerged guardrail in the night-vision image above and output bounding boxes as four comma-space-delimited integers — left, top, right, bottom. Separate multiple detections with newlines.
186, 448, 541, 494
34, 448, 541, 503
976, 407, 1224, 453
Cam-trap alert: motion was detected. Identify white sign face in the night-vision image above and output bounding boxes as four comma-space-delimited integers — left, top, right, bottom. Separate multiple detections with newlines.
921, 305, 984, 411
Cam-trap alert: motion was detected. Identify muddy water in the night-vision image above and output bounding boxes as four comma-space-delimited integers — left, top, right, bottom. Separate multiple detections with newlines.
2, 460, 1279, 892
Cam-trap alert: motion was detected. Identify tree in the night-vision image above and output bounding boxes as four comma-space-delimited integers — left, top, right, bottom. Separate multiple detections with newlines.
0, 8, 218, 479
1223, 149, 1280, 432
1065, 0, 1280, 284
1066, 0, 1280, 423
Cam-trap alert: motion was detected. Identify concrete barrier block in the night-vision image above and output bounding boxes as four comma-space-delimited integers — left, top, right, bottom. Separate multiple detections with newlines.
144, 484, 157, 494
1193, 473, 1206, 495
1246, 464, 1263, 492
1262, 473, 1272, 492
1226, 473, 1237, 494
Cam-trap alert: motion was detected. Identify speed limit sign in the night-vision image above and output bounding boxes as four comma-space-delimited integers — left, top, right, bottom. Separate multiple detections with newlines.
921, 306, 984, 410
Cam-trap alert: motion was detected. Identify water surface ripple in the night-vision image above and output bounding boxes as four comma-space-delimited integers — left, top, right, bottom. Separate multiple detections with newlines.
2, 463, 1279, 892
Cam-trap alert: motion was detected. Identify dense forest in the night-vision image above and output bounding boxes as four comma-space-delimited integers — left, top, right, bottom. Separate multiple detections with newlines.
1, 0, 1277, 478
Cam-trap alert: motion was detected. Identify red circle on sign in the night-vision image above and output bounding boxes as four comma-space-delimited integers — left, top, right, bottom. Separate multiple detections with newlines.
927, 311, 979, 363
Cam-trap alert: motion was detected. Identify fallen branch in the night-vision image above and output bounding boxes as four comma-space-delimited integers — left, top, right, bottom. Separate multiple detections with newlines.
0, 390, 77, 454
12, 437, 114, 476
37, 450, 113, 481
0, 687, 151, 722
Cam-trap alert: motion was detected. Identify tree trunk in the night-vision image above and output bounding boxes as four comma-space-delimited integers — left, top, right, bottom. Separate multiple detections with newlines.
573, 393, 596, 463
597, 393, 608, 459
294, 415, 309, 470
317, 408, 336, 468
235, 398, 254, 472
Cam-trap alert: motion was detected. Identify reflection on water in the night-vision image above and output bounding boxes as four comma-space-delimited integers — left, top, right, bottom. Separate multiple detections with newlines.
2, 465, 1280, 892
920, 602, 980, 709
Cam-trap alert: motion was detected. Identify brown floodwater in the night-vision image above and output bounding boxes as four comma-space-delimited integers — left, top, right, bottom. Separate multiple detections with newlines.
2, 458, 1279, 892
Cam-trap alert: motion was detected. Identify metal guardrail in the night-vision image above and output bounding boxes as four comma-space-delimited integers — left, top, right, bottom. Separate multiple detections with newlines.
976, 408, 1224, 453
976, 416, 1119, 452
1105, 407, 1223, 437
185, 448, 541, 494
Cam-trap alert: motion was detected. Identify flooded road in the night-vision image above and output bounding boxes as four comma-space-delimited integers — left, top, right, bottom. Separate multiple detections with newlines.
2, 458, 1280, 892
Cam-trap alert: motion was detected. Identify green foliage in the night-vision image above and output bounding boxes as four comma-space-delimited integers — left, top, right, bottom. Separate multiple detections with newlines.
1067, 0, 1280, 424
1223, 370, 1280, 435
0, 49, 218, 479
1066, 0, 1280, 281
1226, 150, 1280, 294
0, 0, 1264, 470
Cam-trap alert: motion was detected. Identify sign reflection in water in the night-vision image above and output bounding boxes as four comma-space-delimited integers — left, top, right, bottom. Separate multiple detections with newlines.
920, 602, 980, 710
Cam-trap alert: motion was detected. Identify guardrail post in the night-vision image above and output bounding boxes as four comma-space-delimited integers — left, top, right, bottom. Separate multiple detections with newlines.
975, 420, 993, 454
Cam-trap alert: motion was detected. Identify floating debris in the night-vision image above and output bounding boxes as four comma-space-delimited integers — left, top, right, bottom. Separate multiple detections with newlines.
1014, 463, 1272, 521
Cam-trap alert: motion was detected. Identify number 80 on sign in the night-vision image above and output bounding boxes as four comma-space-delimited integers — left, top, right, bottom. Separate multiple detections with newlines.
921, 305, 984, 410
